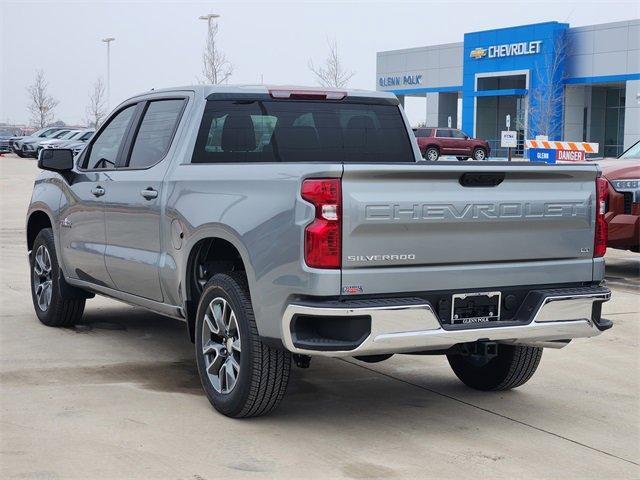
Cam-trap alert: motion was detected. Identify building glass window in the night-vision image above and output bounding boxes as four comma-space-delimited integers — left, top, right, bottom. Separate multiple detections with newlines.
477, 75, 526, 91
603, 87, 625, 157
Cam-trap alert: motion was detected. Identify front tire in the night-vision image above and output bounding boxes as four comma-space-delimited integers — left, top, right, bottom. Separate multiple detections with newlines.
425, 147, 439, 161
195, 272, 291, 418
447, 344, 542, 391
473, 147, 487, 160
30, 228, 85, 327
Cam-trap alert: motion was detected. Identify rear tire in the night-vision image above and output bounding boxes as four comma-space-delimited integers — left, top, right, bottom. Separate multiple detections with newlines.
425, 147, 439, 161
447, 344, 542, 391
30, 228, 85, 327
195, 272, 291, 418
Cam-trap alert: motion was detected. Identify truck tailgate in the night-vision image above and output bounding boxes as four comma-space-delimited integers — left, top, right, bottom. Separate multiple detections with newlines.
341, 163, 599, 294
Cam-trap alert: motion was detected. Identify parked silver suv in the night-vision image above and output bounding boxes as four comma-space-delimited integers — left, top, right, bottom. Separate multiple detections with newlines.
13, 127, 66, 157
27, 85, 611, 418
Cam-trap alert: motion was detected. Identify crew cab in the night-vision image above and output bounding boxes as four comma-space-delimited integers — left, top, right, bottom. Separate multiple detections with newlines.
413, 127, 490, 161
27, 85, 611, 418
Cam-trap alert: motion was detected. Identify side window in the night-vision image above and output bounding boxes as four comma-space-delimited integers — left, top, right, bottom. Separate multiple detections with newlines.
85, 105, 136, 170
253, 115, 278, 150
436, 129, 452, 138
451, 130, 467, 139
127, 99, 185, 169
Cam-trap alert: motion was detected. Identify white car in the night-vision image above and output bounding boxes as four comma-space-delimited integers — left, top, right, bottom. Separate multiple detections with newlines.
36, 130, 84, 155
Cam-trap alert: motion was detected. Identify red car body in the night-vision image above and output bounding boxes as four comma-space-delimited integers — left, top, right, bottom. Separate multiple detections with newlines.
413, 127, 490, 161
598, 158, 640, 252
560, 141, 640, 252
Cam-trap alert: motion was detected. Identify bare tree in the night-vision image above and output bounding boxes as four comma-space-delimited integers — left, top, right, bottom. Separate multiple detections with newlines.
26, 70, 58, 128
308, 38, 355, 88
201, 21, 233, 84
528, 34, 568, 140
85, 77, 107, 128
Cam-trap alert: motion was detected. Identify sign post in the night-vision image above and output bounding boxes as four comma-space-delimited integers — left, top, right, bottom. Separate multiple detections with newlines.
447, 116, 452, 128
501, 130, 517, 161
505, 115, 512, 161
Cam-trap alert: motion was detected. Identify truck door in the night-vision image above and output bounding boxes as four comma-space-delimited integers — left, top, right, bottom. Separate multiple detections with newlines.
58, 104, 137, 288
102, 97, 187, 302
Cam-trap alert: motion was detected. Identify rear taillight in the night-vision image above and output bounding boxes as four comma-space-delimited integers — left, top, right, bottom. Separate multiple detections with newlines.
301, 178, 341, 269
594, 177, 609, 258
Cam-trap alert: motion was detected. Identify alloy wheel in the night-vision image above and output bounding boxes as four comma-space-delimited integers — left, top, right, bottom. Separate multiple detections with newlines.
33, 245, 53, 311
474, 149, 486, 160
201, 297, 242, 393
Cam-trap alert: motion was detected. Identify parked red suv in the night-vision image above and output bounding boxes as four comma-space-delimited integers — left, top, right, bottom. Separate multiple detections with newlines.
413, 127, 490, 161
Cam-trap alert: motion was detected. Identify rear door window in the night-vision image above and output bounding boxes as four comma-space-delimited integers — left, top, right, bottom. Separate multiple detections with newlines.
127, 99, 185, 169
414, 128, 432, 137
192, 100, 414, 163
436, 129, 452, 138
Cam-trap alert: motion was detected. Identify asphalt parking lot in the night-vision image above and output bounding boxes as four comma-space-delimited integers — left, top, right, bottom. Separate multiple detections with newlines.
0, 153, 638, 479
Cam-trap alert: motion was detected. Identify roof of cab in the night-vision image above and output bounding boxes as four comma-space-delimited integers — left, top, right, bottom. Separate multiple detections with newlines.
127, 84, 398, 101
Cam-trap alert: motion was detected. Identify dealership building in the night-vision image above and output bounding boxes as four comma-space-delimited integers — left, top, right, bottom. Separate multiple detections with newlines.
376, 20, 639, 157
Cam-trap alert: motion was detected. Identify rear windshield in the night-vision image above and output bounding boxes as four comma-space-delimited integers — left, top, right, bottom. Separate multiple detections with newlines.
191, 100, 414, 163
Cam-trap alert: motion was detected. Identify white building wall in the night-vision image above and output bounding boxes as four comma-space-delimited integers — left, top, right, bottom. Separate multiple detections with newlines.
425, 93, 439, 127
376, 42, 463, 92
624, 80, 640, 149
563, 85, 589, 141
566, 20, 640, 78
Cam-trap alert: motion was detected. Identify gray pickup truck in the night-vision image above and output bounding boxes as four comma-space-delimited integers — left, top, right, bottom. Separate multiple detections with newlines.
27, 85, 612, 418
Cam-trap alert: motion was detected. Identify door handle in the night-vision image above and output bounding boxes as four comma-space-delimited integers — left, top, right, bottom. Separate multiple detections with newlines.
141, 188, 158, 200
91, 186, 105, 197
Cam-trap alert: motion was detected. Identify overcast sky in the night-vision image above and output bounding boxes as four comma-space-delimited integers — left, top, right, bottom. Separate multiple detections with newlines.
1, 0, 638, 126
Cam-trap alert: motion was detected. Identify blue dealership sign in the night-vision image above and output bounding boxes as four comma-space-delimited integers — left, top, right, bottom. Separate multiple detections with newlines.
462, 22, 569, 141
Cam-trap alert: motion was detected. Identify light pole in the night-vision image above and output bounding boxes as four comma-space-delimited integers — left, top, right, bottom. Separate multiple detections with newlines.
101, 37, 115, 109
198, 13, 220, 37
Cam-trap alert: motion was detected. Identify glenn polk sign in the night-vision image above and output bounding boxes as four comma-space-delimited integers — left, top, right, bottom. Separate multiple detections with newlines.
501, 131, 518, 148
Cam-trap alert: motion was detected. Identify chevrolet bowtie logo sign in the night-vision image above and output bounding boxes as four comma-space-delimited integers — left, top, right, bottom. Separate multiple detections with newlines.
469, 41, 543, 60
469, 47, 487, 59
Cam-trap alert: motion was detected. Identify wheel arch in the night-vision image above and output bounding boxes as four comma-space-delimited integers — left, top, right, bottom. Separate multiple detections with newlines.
182, 227, 256, 342
425, 144, 440, 152
26, 210, 54, 252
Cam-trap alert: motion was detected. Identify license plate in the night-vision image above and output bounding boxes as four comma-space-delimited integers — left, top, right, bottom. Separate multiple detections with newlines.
451, 291, 501, 325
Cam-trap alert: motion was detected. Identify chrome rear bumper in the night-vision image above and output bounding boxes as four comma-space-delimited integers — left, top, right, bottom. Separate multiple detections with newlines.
281, 287, 611, 357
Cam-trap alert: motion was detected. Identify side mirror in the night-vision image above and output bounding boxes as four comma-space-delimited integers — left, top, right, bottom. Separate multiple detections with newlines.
38, 148, 74, 172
